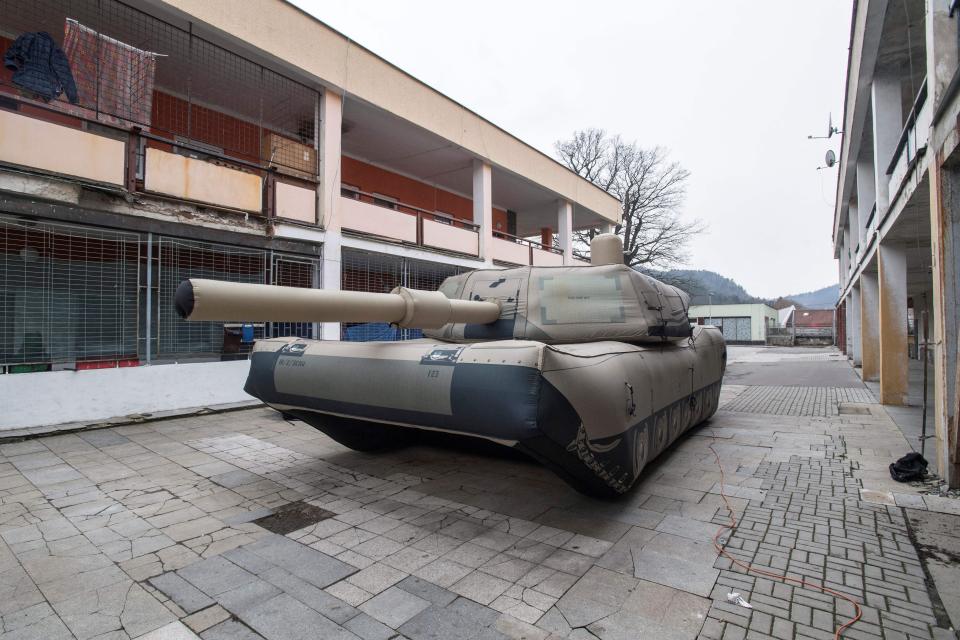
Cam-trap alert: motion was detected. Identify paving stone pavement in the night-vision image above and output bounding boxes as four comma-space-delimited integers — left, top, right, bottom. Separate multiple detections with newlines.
0, 349, 957, 639
721, 386, 877, 417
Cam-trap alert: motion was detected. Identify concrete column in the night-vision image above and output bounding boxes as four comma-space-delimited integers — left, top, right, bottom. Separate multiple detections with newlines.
318, 90, 343, 340
540, 228, 554, 247
855, 163, 873, 246
599, 222, 616, 235
927, 2, 960, 487
849, 284, 862, 366
926, 0, 959, 109
473, 160, 493, 263
860, 271, 880, 381
928, 161, 960, 486
879, 243, 909, 405
849, 202, 861, 254
842, 226, 851, 280
557, 200, 573, 265
838, 300, 847, 354
872, 75, 904, 215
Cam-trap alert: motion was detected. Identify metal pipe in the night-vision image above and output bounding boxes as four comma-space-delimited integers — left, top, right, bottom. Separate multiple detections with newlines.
921, 302, 929, 457
145, 232, 152, 364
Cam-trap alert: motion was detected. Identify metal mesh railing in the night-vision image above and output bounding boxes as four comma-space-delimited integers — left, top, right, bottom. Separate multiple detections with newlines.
0, 215, 140, 369
340, 249, 470, 341
0, 0, 319, 176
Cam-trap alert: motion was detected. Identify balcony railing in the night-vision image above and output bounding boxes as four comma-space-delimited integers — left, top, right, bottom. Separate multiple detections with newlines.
0, 95, 319, 223
886, 78, 930, 205
492, 231, 564, 266
340, 188, 481, 257
338, 188, 574, 264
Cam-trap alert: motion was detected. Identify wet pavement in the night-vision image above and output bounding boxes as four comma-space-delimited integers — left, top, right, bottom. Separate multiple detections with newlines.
0, 346, 957, 639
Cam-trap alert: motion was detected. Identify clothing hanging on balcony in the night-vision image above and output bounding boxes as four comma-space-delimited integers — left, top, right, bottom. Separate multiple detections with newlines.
63, 19, 157, 128
3, 32, 79, 104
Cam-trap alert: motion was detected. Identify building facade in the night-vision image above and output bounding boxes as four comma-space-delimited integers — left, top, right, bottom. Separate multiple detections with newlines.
0, 0, 620, 429
832, 0, 960, 485
688, 303, 778, 344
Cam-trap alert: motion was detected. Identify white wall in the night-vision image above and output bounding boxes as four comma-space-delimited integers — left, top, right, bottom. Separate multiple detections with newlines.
687, 303, 778, 342
0, 361, 255, 431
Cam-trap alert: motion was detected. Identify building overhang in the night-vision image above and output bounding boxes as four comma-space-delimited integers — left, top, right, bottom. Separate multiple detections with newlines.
149, 0, 622, 225
833, 0, 923, 255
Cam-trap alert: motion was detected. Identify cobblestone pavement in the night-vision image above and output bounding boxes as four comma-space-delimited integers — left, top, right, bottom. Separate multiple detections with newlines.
0, 348, 957, 639
722, 386, 876, 417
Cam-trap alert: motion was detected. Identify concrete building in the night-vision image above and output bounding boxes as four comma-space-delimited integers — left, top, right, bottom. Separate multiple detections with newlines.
784, 308, 836, 346
0, 0, 620, 429
832, 0, 960, 485
688, 303, 778, 344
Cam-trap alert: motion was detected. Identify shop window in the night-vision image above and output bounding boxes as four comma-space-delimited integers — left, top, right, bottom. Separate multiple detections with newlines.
0, 216, 139, 369
341, 249, 468, 341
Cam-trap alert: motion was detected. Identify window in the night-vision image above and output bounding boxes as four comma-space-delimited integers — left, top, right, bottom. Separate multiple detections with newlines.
341, 249, 469, 341
155, 239, 318, 357
0, 216, 139, 369
341, 184, 360, 200
372, 193, 398, 210
0, 216, 320, 369
432, 211, 454, 225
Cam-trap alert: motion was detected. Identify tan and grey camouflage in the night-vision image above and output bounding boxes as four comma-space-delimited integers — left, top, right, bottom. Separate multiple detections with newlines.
426, 263, 692, 344
174, 235, 726, 495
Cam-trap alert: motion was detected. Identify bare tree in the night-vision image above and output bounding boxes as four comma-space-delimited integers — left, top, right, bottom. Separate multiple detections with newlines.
555, 128, 703, 269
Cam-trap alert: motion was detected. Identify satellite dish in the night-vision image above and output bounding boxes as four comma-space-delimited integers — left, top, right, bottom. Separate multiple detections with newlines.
825, 150, 836, 167
808, 113, 843, 140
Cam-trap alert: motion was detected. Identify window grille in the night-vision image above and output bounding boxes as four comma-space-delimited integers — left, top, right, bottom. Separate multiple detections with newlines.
156, 237, 266, 358
0, 215, 320, 368
0, 0, 319, 176
340, 249, 471, 341
154, 238, 320, 358
270, 255, 318, 340
0, 215, 140, 368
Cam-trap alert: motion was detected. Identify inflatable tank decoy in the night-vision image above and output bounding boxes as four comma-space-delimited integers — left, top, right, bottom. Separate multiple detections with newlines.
175, 234, 726, 496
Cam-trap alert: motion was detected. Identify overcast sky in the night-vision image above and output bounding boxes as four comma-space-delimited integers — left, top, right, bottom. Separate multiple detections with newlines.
294, 0, 852, 299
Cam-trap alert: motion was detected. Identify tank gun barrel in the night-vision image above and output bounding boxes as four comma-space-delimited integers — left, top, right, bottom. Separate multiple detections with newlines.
174, 279, 501, 329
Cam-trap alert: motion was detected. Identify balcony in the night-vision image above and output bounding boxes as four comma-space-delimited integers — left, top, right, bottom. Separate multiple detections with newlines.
341, 188, 481, 257
339, 187, 576, 264
886, 79, 930, 204
0, 0, 319, 221
492, 233, 564, 266
338, 101, 615, 265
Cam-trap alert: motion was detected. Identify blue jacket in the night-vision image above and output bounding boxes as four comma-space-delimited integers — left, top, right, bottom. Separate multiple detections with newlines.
4, 32, 78, 103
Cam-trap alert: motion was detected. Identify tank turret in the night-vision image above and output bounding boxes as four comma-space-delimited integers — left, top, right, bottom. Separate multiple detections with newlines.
175, 234, 694, 344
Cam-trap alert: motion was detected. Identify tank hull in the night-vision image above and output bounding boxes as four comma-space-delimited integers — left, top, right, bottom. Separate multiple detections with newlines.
244, 326, 725, 496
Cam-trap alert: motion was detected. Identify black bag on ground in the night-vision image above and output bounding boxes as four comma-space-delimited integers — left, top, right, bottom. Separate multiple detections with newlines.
889, 452, 928, 482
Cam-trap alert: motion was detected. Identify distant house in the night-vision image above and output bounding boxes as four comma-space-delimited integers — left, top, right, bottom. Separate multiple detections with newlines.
777, 305, 796, 328
687, 303, 778, 344
788, 309, 835, 329
780, 308, 835, 346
